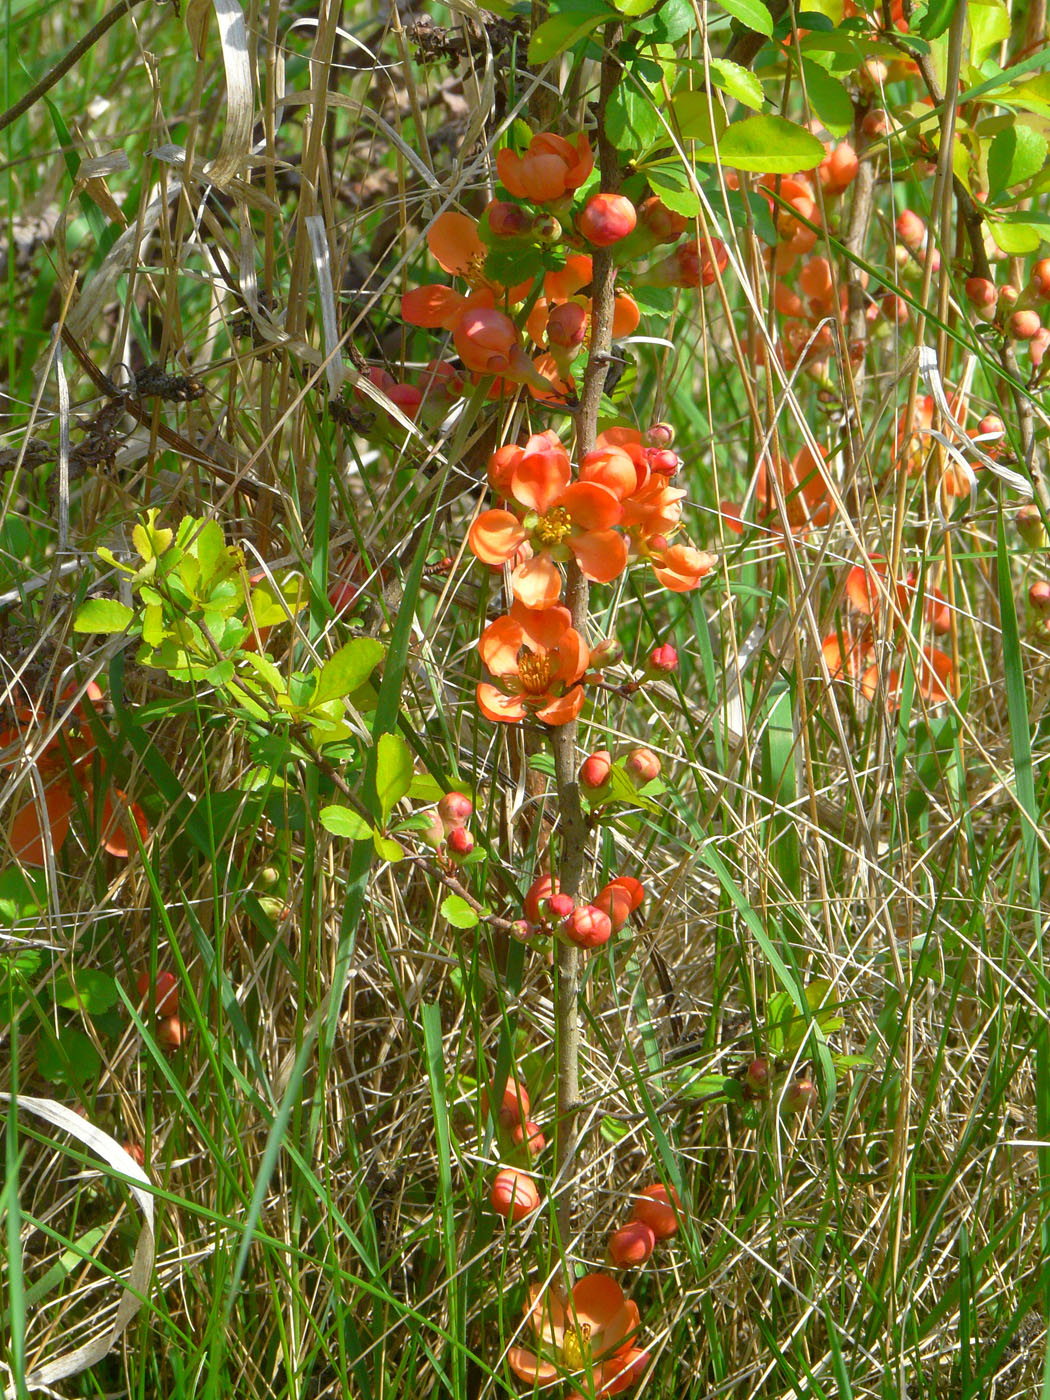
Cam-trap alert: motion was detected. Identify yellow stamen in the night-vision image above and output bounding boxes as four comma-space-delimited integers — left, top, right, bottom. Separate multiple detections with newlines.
533, 506, 572, 548
517, 649, 552, 696
561, 1323, 592, 1370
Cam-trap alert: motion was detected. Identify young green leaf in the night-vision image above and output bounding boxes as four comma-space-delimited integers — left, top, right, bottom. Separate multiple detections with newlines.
313, 637, 385, 705
376, 731, 413, 824
74, 598, 135, 634
319, 806, 373, 840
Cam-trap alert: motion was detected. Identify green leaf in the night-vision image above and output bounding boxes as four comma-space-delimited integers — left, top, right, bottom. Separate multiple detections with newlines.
320, 805, 374, 839
801, 57, 854, 136
916, 0, 958, 38
670, 90, 730, 144
989, 219, 1044, 253
708, 114, 825, 171
36, 1028, 100, 1088
441, 894, 479, 929
709, 57, 765, 111
969, 0, 1010, 65
646, 166, 701, 215
528, 5, 613, 62
407, 773, 446, 802
715, 0, 773, 36
312, 637, 385, 706
53, 971, 120, 1014
606, 85, 663, 153
376, 732, 413, 823
987, 124, 1048, 198
373, 833, 404, 862
74, 598, 134, 634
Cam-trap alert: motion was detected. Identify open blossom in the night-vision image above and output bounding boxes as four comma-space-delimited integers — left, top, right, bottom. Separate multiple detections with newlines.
477, 602, 589, 726
497, 132, 593, 203
469, 434, 627, 606
509, 1273, 648, 1397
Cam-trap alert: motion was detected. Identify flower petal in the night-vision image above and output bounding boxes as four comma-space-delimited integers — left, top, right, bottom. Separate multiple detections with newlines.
534, 687, 585, 726
511, 443, 572, 515
571, 1274, 629, 1331
560, 481, 623, 532
511, 601, 574, 652
469, 510, 526, 566
570, 529, 628, 585
507, 1347, 559, 1385
477, 684, 528, 723
401, 285, 466, 330
101, 786, 150, 858
10, 779, 73, 866
479, 615, 525, 676
512, 555, 563, 609
428, 212, 483, 277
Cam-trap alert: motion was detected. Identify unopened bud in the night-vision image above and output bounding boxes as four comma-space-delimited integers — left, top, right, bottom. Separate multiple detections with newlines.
626, 747, 661, 784
1029, 579, 1050, 613
511, 1119, 547, 1158
490, 1168, 540, 1221
547, 892, 576, 921
895, 209, 926, 251
647, 644, 679, 675
562, 904, 613, 950
1029, 257, 1050, 301
438, 791, 473, 828
964, 277, 998, 320
446, 826, 475, 858
630, 1183, 681, 1239
782, 1079, 818, 1116
744, 1056, 772, 1099
608, 1220, 656, 1267
578, 193, 638, 247
1016, 503, 1048, 549
156, 1016, 185, 1051
1030, 326, 1050, 367
485, 199, 533, 238
580, 750, 613, 789
647, 448, 680, 477
645, 422, 675, 448
588, 637, 623, 669
1010, 309, 1042, 341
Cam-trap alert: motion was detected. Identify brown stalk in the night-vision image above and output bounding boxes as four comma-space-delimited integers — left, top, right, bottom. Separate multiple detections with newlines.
549, 22, 623, 1266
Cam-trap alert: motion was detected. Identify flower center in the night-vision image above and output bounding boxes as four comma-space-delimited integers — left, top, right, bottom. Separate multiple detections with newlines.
533, 506, 572, 547
465, 253, 489, 290
517, 648, 552, 695
561, 1323, 592, 1370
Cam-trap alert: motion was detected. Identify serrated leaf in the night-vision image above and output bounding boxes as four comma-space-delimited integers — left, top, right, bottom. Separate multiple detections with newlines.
709, 57, 765, 111
74, 598, 134, 634
376, 732, 413, 823
53, 970, 120, 1014
606, 86, 663, 153
528, 6, 612, 62
712, 114, 825, 171
670, 90, 730, 144
989, 219, 1044, 253
646, 167, 702, 215
801, 57, 854, 136
320, 805, 374, 839
716, 0, 773, 35
313, 637, 385, 706
987, 124, 1048, 198
441, 894, 479, 929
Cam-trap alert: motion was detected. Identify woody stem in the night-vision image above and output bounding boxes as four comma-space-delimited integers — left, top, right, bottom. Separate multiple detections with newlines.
550, 21, 623, 1271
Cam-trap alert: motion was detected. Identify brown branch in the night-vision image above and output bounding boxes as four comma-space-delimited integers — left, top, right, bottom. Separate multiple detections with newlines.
0, 0, 152, 136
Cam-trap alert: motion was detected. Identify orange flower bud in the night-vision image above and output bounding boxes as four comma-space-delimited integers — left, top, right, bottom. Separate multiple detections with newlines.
578, 193, 637, 247
438, 791, 473, 829
562, 904, 613, 949
1009, 309, 1042, 341
626, 747, 661, 783
490, 1168, 541, 1221
608, 1220, 656, 1267
136, 971, 179, 1017
630, 1183, 681, 1239
580, 750, 613, 789
511, 1119, 547, 1159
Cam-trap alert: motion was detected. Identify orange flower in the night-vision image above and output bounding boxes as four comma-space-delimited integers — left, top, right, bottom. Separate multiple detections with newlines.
497, 132, 593, 204
469, 436, 627, 605
861, 645, 953, 707
426, 211, 532, 301
508, 1273, 647, 1396
756, 444, 836, 536
647, 540, 717, 592
477, 603, 589, 725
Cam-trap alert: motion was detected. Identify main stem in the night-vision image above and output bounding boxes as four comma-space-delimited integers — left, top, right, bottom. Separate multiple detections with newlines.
551, 25, 623, 1266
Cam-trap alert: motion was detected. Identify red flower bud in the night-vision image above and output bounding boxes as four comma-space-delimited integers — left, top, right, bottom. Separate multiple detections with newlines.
637, 196, 687, 244
483, 1076, 530, 1127
895, 209, 926, 250
419, 810, 446, 850
862, 108, 892, 139
511, 1119, 547, 1158
630, 1183, 681, 1239
645, 422, 675, 448
1009, 309, 1042, 341
1029, 257, 1050, 300
485, 199, 534, 237
562, 904, 613, 949
490, 1168, 541, 1221
782, 1079, 818, 1116
594, 876, 645, 931
648, 644, 679, 674
438, 791, 473, 828
744, 1056, 771, 1098
136, 971, 179, 1017
156, 1016, 185, 1051
578, 193, 638, 247
524, 875, 558, 922
1029, 580, 1050, 613
546, 300, 589, 350
626, 747, 661, 784
1030, 326, 1050, 367
608, 1219, 657, 1267
964, 277, 997, 320
123, 1140, 146, 1167
646, 448, 680, 477
580, 750, 613, 789
547, 892, 577, 921
446, 826, 475, 858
